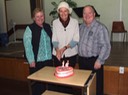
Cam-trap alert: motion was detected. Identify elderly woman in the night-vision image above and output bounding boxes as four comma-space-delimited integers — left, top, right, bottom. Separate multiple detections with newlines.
23, 8, 53, 95
52, 1, 79, 68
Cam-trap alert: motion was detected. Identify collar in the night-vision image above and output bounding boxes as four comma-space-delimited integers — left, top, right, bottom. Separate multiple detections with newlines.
59, 16, 70, 28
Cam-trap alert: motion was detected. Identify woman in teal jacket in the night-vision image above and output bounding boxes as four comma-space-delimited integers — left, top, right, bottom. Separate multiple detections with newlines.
23, 8, 53, 95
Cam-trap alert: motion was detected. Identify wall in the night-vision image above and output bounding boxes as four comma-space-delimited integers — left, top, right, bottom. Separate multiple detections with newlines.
0, 0, 7, 33
6, 0, 32, 30
122, 0, 128, 41
0, 0, 128, 42
0, 0, 32, 33
0, 6, 3, 33
0, 0, 33, 42
44, 0, 128, 42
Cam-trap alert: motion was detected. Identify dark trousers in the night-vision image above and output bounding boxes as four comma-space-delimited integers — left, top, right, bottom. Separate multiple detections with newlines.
78, 56, 104, 95
53, 54, 77, 68
29, 60, 53, 95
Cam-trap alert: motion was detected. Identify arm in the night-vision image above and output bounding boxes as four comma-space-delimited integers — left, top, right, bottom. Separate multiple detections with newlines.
52, 21, 61, 60
95, 26, 111, 69
69, 20, 79, 48
23, 26, 35, 65
52, 21, 59, 49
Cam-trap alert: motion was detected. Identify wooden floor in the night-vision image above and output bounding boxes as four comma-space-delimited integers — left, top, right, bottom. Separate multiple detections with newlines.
0, 42, 128, 95
105, 42, 128, 67
0, 78, 29, 95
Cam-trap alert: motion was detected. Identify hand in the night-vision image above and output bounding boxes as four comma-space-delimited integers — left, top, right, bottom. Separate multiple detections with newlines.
56, 47, 67, 61
94, 61, 101, 70
56, 49, 61, 61
29, 62, 36, 68
60, 47, 66, 55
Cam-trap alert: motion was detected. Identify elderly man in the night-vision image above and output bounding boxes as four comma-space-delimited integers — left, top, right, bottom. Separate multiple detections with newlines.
78, 5, 111, 95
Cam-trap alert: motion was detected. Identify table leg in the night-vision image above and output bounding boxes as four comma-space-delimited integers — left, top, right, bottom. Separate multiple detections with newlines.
82, 86, 87, 95
28, 80, 32, 95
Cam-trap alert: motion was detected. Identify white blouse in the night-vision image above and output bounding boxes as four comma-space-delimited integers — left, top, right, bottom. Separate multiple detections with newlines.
52, 17, 79, 57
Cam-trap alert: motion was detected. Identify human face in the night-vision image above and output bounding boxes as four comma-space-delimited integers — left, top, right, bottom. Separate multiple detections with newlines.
83, 6, 95, 26
59, 7, 69, 21
33, 11, 44, 27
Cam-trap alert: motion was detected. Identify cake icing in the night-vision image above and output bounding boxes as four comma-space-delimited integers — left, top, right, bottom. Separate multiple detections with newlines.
55, 61, 74, 78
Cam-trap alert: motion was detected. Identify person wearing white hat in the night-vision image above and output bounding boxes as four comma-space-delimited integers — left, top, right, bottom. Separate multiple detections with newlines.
52, 1, 79, 68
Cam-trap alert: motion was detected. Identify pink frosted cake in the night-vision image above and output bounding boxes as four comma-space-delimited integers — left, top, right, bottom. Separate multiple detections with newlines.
55, 61, 74, 78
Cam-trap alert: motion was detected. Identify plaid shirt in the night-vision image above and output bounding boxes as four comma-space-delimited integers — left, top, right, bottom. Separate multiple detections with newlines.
78, 19, 111, 64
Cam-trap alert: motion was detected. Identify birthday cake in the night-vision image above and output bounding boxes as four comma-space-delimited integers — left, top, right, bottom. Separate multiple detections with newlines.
55, 61, 74, 78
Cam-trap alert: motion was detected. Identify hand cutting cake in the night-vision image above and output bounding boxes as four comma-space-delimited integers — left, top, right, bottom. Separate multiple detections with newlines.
55, 61, 74, 78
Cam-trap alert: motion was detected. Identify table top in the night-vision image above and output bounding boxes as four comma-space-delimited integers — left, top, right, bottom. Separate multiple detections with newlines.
27, 66, 92, 87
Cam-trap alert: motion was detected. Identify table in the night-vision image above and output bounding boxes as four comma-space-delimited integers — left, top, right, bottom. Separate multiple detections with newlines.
27, 66, 96, 95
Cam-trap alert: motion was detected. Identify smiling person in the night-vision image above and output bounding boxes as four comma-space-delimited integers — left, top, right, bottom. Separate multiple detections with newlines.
52, 1, 79, 68
23, 8, 53, 95
78, 5, 111, 95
